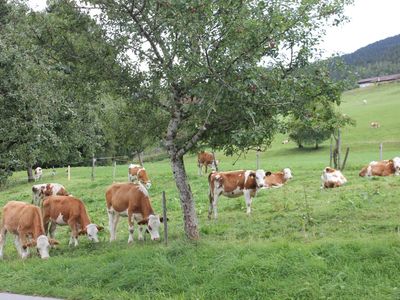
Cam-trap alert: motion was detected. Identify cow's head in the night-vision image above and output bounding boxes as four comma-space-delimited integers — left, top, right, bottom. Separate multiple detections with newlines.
282, 168, 293, 180
250, 169, 267, 188
23, 235, 59, 259
79, 224, 103, 242
138, 215, 167, 241
393, 157, 400, 175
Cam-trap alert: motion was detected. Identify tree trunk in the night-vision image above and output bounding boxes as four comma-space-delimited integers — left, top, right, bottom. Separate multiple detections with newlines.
315, 142, 319, 149
169, 154, 199, 240
137, 151, 143, 166
27, 166, 34, 182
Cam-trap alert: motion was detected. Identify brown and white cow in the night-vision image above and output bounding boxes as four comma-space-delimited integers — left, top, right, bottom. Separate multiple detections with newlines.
105, 183, 164, 243
359, 157, 400, 177
34, 167, 43, 181
128, 164, 151, 189
0, 201, 58, 259
42, 196, 103, 247
321, 167, 347, 188
32, 183, 69, 206
208, 169, 268, 219
264, 168, 293, 188
197, 151, 219, 176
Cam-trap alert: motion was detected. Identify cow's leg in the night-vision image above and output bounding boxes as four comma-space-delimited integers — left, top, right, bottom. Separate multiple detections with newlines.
18, 234, 29, 259
108, 210, 120, 242
198, 161, 202, 176
0, 227, 7, 259
138, 226, 144, 241
49, 222, 57, 239
127, 212, 134, 244
244, 190, 252, 215
68, 218, 79, 247
209, 189, 220, 219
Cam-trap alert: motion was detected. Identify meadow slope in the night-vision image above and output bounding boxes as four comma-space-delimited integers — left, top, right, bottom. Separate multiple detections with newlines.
0, 83, 399, 299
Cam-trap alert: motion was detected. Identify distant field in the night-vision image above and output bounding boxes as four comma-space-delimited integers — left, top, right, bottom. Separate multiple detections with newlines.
0, 82, 399, 299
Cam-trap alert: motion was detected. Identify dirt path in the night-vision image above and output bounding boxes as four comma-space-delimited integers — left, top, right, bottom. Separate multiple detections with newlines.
0, 293, 62, 300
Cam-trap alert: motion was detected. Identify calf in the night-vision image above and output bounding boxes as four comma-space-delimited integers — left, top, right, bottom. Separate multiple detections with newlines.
106, 183, 164, 243
264, 168, 293, 188
359, 157, 400, 177
208, 169, 267, 219
0, 201, 58, 259
197, 151, 219, 176
34, 167, 43, 181
42, 196, 102, 247
321, 167, 347, 188
32, 183, 69, 206
128, 164, 151, 189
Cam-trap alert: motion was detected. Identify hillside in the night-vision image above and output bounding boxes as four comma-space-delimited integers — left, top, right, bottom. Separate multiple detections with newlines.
0, 83, 399, 299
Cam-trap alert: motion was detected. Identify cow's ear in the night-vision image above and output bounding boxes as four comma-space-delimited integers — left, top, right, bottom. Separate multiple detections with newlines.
160, 217, 169, 223
249, 172, 256, 178
138, 219, 148, 225
78, 229, 87, 235
49, 238, 60, 245
97, 225, 104, 231
265, 171, 272, 176
23, 241, 36, 249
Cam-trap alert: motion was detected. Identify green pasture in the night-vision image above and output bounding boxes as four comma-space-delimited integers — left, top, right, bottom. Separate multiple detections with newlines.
0, 83, 400, 299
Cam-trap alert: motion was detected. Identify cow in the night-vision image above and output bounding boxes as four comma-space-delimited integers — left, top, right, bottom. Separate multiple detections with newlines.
128, 164, 151, 189
359, 157, 400, 177
321, 167, 347, 188
197, 151, 219, 176
34, 167, 43, 181
282, 139, 289, 144
42, 196, 103, 247
370, 122, 380, 128
208, 169, 268, 219
32, 183, 69, 206
0, 201, 58, 259
264, 168, 293, 188
362, 99, 367, 105
105, 183, 165, 243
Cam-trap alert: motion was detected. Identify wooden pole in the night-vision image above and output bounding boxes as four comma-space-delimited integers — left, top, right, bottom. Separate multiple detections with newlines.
162, 191, 168, 245
212, 151, 218, 171
341, 147, 350, 171
67, 165, 71, 181
337, 129, 341, 170
256, 148, 260, 170
91, 155, 95, 181
379, 143, 383, 160
112, 159, 117, 182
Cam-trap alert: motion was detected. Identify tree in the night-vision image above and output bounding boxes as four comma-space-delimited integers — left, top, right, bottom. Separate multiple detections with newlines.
85, 0, 353, 239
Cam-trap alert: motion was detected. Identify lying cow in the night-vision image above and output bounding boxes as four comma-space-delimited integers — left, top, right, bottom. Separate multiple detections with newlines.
197, 151, 219, 176
321, 167, 347, 188
264, 168, 293, 188
106, 183, 165, 243
370, 122, 380, 128
359, 157, 400, 177
32, 183, 69, 206
208, 169, 268, 219
42, 196, 103, 247
34, 167, 43, 181
0, 201, 58, 259
128, 164, 151, 189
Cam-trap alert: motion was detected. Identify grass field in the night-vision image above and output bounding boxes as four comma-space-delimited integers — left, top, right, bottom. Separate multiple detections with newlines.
0, 83, 399, 299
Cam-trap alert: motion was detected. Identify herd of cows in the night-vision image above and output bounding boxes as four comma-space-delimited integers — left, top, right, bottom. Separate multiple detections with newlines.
0, 152, 399, 260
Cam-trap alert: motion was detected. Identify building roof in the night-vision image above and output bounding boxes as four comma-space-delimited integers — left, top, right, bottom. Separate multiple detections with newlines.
358, 73, 400, 84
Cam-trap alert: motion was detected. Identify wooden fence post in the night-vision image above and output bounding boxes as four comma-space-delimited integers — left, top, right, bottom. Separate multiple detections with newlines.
341, 147, 350, 171
91, 155, 96, 181
337, 129, 341, 170
112, 159, 117, 182
162, 191, 168, 245
212, 152, 218, 171
379, 143, 383, 160
256, 148, 260, 170
67, 165, 71, 181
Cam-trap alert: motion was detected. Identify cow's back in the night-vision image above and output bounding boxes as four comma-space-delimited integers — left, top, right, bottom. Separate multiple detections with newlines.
209, 170, 247, 193
43, 196, 83, 221
2, 201, 42, 234
106, 183, 147, 213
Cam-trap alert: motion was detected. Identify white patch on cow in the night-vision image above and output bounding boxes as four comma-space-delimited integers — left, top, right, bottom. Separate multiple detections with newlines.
393, 157, 400, 175
36, 235, 50, 259
86, 224, 99, 242
255, 169, 266, 188
215, 174, 221, 180
55, 213, 66, 225
369, 161, 378, 166
138, 183, 149, 197
147, 215, 161, 241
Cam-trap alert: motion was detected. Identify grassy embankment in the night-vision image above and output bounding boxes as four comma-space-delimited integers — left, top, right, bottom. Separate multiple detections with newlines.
0, 83, 399, 299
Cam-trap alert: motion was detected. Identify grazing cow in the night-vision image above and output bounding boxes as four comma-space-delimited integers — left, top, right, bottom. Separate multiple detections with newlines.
106, 183, 165, 243
359, 157, 400, 177
370, 122, 380, 128
32, 183, 69, 206
264, 168, 293, 188
321, 167, 347, 188
42, 196, 103, 247
282, 139, 289, 144
208, 169, 268, 219
128, 164, 151, 189
0, 201, 58, 259
34, 167, 43, 181
197, 151, 219, 176
363, 99, 367, 105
